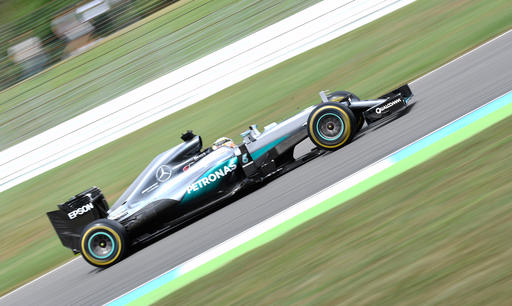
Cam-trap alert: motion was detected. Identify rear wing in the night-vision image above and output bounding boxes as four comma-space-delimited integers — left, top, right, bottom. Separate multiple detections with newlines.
47, 187, 108, 253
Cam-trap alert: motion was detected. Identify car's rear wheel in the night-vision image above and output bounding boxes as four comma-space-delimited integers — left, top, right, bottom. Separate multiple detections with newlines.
307, 102, 356, 151
80, 219, 127, 268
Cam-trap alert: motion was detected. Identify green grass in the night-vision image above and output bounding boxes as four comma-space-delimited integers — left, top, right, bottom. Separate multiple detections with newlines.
0, 0, 63, 25
1, 0, 511, 296
155, 114, 512, 306
0, 0, 322, 149
125, 100, 512, 305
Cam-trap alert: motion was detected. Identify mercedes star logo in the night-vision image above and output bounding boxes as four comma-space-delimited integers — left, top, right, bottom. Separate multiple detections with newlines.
155, 165, 172, 182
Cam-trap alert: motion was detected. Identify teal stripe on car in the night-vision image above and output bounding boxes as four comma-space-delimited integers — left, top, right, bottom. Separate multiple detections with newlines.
251, 136, 288, 160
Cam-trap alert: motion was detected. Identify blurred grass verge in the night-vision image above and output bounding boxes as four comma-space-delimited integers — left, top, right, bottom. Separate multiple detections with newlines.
156, 114, 512, 306
0, 0, 511, 296
0, 0, 322, 149
0, 0, 180, 91
0, 0, 55, 24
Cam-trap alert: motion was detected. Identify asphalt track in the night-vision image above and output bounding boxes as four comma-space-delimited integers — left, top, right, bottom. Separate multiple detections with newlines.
2, 30, 512, 305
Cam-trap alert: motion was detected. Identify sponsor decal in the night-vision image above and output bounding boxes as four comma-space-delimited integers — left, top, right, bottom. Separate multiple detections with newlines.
187, 163, 237, 194
68, 203, 94, 219
155, 165, 172, 182
375, 98, 402, 114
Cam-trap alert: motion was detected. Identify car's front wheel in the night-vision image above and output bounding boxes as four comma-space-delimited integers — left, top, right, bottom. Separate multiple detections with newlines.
327, 91, 364, 132
307, 102, 356, 151
80, 219, 127, 268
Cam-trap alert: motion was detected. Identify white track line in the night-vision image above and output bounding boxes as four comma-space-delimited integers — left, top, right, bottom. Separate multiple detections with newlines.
0, 0, 415, 192
0, 257, 80, 300
411, 29, 512, 85
0, 0, 416, 299
2, 9, 510, 303
105, 90, 512, 305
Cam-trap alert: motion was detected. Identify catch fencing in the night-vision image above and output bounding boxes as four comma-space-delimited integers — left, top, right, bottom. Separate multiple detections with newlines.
0, 0, 177, 90
0, 0, 416, 192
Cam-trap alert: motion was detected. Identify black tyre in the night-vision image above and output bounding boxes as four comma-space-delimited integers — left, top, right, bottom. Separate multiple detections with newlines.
328, 91, 364, 132
307, 102, 356, 151
80, 219, 128, 268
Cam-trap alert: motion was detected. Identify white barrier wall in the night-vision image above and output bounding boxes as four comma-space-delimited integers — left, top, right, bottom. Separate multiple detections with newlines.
0, 0, 416, 192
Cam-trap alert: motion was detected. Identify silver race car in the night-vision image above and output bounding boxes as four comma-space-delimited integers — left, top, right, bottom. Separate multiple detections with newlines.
47, 85, 413, 267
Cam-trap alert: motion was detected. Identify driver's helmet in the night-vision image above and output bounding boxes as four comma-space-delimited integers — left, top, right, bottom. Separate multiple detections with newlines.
212, 137, 235, 150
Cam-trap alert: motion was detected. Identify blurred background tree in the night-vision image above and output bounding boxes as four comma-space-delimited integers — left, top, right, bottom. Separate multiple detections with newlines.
0, 0, 178, 90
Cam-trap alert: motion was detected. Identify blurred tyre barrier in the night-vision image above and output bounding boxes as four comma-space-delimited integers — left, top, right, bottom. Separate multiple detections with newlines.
0, 0, 178, 90
0, 0, 416, 193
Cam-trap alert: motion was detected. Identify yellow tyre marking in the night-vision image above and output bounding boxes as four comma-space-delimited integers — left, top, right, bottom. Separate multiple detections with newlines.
81, 225, 123, 266
309, 105, 352, 149
330, 96, 345, 102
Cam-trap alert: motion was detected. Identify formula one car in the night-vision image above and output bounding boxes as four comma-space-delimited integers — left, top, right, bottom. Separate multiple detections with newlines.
47, 85, 413, 267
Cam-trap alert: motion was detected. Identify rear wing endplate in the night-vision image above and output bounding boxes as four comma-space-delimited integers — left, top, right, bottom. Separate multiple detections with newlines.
47, 187, 108, 253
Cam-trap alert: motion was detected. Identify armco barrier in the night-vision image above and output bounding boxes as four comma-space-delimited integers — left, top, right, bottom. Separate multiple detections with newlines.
0, 0, 416, 192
